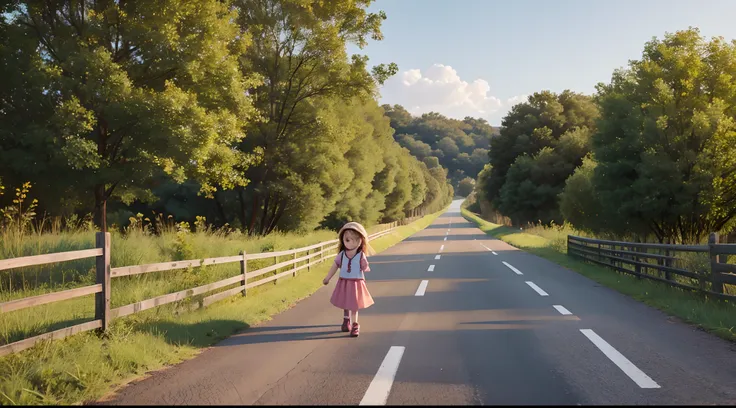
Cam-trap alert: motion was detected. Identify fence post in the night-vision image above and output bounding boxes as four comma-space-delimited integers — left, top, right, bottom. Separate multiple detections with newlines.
709, 232, 724, 294
634, 243, 642, 279
664, 240, 673, 281
241, 250, 247, 296
95, 232, 111, 333
292, 252, 297, 277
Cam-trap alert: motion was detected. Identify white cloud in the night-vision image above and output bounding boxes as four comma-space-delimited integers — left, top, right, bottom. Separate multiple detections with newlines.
380, 64, 527, 125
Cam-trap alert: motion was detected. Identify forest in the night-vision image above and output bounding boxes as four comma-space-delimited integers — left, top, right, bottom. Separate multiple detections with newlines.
0, 0, 454, 237
472, 27, 736, 245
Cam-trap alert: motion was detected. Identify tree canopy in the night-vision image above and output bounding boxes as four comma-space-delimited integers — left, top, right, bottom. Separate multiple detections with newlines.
479, 27, 736, 244
0, 0, 452, 235
382, 105, 499, 188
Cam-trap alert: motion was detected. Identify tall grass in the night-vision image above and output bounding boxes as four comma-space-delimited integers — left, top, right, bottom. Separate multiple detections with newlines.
462, 208, 736, 343
0, 182, 401, 347
0, 203, 444, 406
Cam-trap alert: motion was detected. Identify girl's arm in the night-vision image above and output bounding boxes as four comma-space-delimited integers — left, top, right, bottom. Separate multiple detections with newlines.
360, 253, 371, 272
323, 263, 338, 285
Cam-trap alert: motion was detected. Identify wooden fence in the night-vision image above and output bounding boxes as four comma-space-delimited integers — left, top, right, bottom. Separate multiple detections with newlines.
0, 216, 422, 357
567, 232, 736, 300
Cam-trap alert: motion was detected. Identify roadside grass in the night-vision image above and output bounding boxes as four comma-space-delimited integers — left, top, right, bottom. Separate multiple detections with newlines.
0, 209, 445, 406
462, 208, 736, 344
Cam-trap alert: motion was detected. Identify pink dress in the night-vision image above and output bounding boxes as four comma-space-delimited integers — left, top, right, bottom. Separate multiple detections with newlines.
330, 250, 375, 310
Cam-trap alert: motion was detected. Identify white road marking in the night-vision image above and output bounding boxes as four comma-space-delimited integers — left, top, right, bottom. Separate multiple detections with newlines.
415, 280, 429, 296
553, 305, 572, 315
479, 243, 498, 255
580, 329, 660, 389
435, 255, 441, 260
443, 237, 447, 241
359, 346, 407, 405
525, 281, 549, 296
502, 261, 523, 275
428, 265, 435, 272
439, 245, 444, 252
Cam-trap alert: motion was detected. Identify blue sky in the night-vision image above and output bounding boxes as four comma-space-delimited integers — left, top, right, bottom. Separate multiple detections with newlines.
348, 0, 736, 126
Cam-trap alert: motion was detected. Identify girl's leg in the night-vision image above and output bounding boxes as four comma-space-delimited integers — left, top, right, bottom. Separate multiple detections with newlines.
350, 310, 360, 336
341, 309, 350, 332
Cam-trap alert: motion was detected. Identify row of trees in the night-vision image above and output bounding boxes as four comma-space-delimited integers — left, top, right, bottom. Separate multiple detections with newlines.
382, 105, 499, 189
0, 0, 453, 235
476, 27, 736, 244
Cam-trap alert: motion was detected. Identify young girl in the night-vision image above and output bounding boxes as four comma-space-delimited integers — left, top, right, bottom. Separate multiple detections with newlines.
323, 222, 375, 337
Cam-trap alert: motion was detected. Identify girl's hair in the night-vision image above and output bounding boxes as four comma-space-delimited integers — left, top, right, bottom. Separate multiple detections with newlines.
338, 228, 374, 255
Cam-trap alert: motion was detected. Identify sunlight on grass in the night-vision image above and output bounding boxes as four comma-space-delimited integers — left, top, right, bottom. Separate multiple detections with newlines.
0, 209, 445, 406
462, 208, 736, 344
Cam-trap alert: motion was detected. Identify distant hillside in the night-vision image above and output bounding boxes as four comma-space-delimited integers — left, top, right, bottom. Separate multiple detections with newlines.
381, 104, 499, 187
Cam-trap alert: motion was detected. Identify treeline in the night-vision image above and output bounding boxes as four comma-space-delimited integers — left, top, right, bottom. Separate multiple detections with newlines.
0, 0, 453, 235
382, 105, 499, 190
475, 27, 736, 245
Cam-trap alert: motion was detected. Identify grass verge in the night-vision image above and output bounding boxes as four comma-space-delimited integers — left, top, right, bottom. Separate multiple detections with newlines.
462, 208, 736, 344
0, 209, 445, 406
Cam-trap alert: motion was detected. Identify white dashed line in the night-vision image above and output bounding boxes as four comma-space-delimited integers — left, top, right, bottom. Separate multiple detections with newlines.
435, 255, 441, 260
580, 329, 660, 389
479, 243, 498, 255
359, 346, 407, 405
525, 281, 549, 296
415, 280, 429, 296
439, 245, 444, 253
443, 237, 447, 241
502, 261, 523, 275
553, 305, 572, 315
428, 265, 435, 272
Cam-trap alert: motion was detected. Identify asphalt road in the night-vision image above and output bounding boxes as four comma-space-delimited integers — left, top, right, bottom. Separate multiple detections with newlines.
97, 199, 736, 405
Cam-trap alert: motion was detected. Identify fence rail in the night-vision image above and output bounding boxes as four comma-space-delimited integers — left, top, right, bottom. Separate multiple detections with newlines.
567, 232, 736, 300
0, 216, 423, 357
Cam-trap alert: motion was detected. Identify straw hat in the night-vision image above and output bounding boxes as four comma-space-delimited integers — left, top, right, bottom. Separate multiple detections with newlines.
338, 221, 375, 255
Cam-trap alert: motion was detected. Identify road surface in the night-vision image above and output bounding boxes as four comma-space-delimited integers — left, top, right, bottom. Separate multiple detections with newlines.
97, 199, 736, 405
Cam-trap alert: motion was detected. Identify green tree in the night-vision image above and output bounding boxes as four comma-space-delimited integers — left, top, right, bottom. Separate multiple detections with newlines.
558, 154, 633, 238
382, 104, 414, 130
496, 126, 593, 226
322, 97, 394, 229
231, 0, 398, 234
1, 1, 259, 231
436, 136, 460, 159
423, 156, 441, 169
397, 134, 432, 159
457, 177, 475, 197
592, 27, 736, 243
486, 90, 599, 207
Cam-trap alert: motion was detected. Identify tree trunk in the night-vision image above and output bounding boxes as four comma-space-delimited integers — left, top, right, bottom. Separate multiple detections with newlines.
213, 191, 229, 227
247, 191, 259, 235
259, 192, 271, 235
268, 202, 287, 235
94, 184, 107, 233
265, 197, 281, 234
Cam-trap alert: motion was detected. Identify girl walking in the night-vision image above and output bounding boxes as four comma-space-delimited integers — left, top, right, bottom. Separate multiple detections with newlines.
323, 222, 375, 337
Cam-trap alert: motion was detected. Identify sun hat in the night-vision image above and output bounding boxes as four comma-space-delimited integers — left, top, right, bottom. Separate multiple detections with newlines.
338, 221, 375, 255
338, 222, 369, 241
